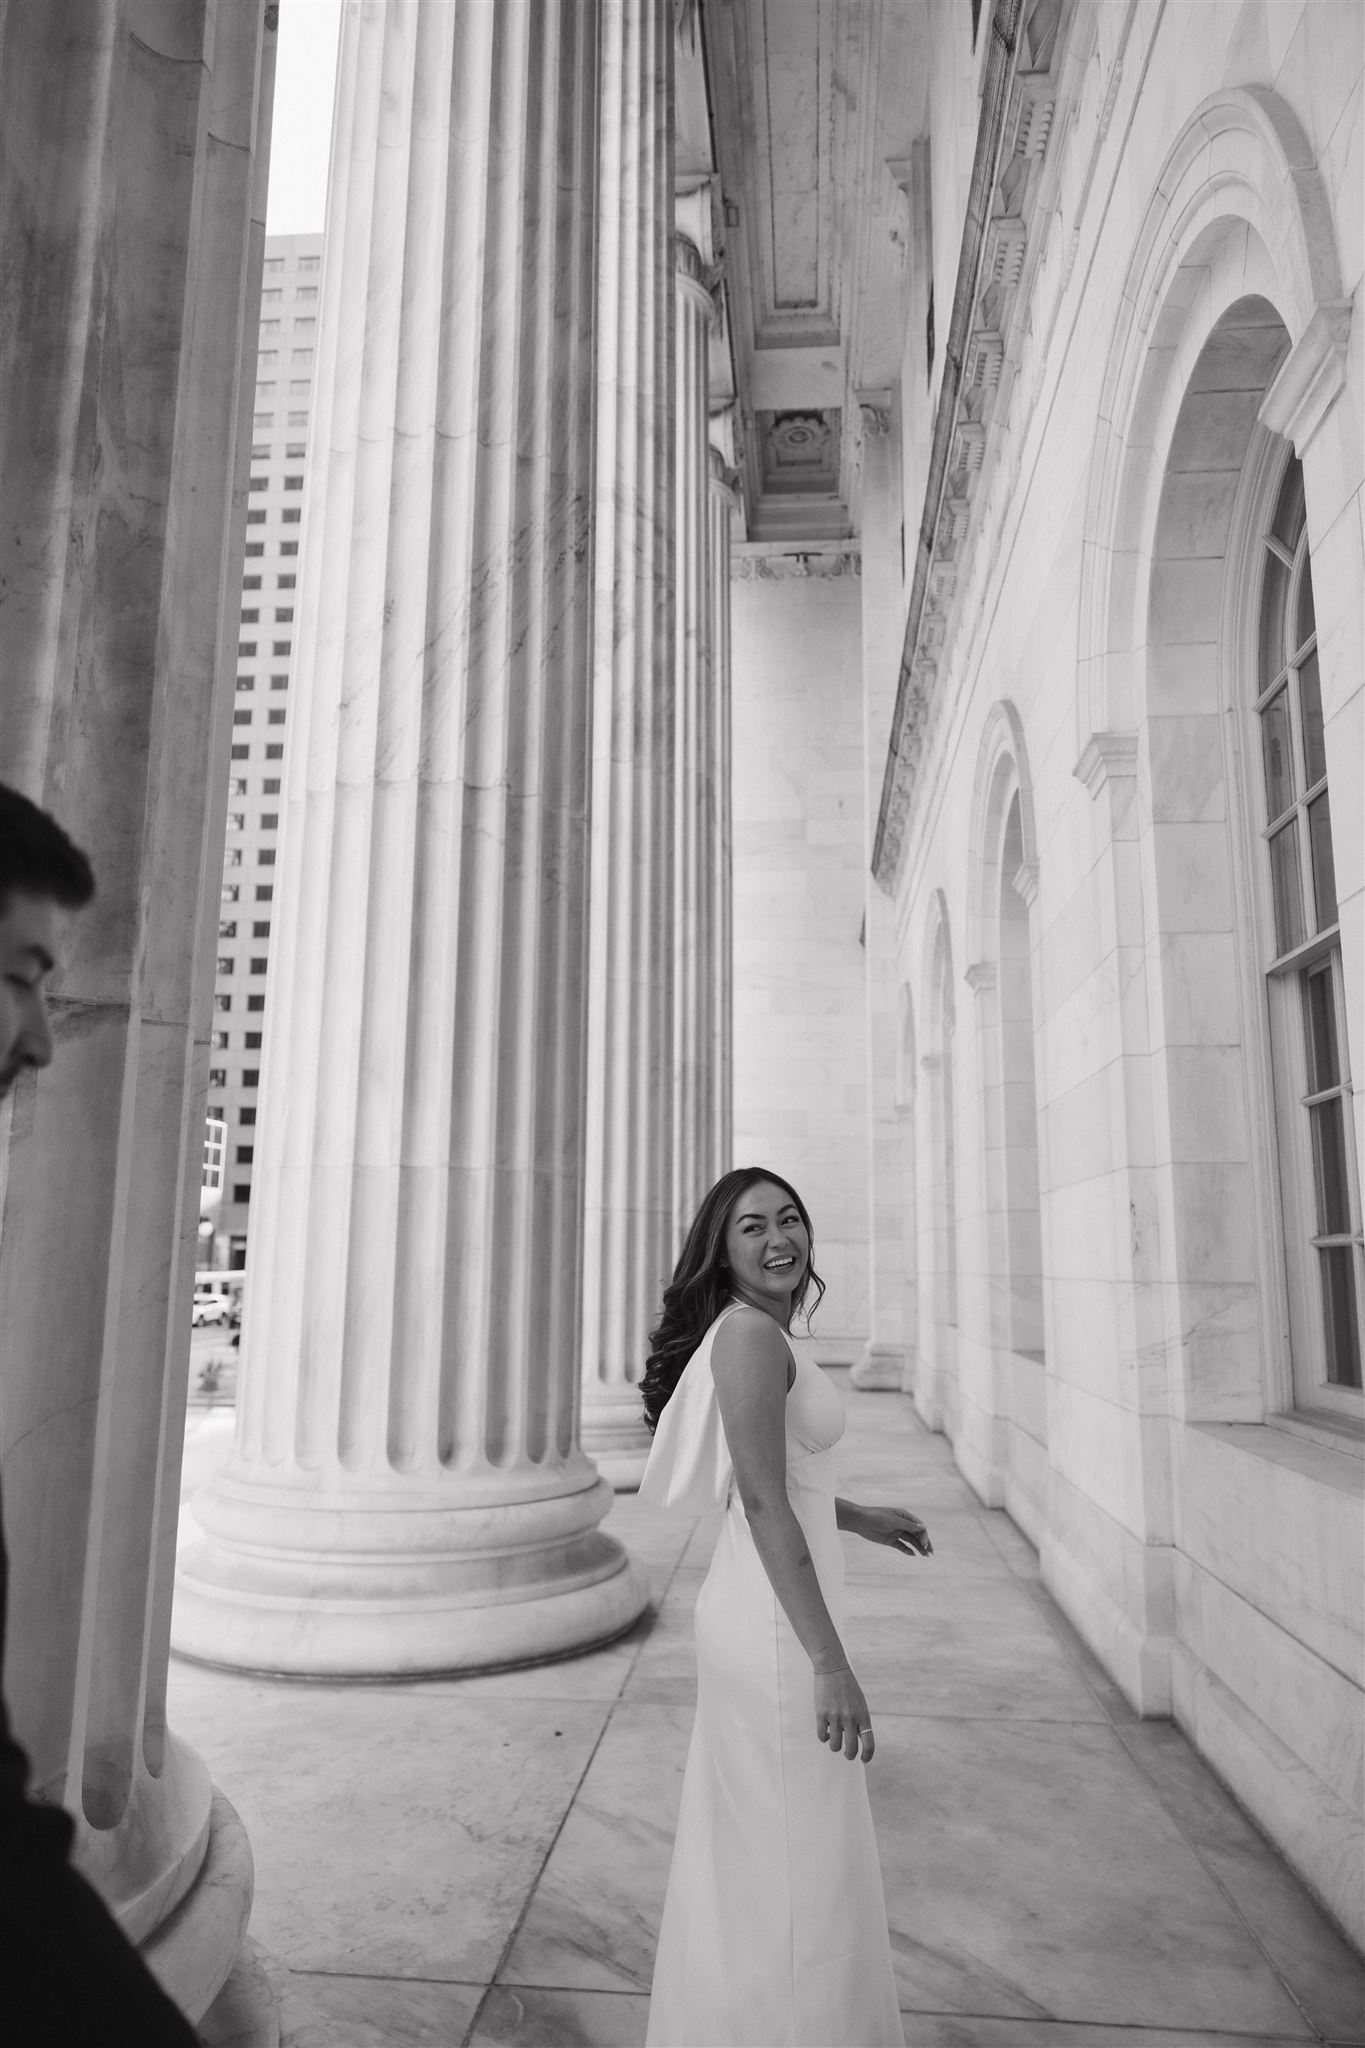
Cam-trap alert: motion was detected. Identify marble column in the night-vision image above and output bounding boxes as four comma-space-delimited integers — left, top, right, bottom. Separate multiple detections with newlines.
671, 226, 717, 1240
579, 0, 675, 1492
174, 0, 649, 1676
854, 399, 915, 1390
707, 445, 738, 1179
0, 0, 272, 2024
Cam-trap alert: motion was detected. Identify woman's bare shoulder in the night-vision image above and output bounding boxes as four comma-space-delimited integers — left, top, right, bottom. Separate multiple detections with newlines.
712, 1305, 792, 1382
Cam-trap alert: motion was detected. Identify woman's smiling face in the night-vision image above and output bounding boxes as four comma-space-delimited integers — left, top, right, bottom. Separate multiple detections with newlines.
723, 1179, 811, 1315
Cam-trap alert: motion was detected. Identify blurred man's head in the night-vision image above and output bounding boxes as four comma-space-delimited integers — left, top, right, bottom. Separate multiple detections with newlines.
0, 784, 95, 1099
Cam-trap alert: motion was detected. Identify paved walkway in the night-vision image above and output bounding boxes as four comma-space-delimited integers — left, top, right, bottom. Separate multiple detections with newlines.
171, 1379, 1364, 2048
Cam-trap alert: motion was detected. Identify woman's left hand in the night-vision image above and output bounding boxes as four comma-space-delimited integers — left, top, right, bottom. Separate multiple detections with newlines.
853, 1504, 933, 1555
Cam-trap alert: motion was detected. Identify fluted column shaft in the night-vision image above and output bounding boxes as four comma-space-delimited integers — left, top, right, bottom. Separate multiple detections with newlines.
579, 0, 676, 1490
0, 0, 270, 2017
672, 231, 717, 1241
854, 407, 915, 1391
175, 0, 648, 1676
707, 445, 737, 1181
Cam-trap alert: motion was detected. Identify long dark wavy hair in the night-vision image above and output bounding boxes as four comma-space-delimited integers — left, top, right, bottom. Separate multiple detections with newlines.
641, 1166, 826, 1432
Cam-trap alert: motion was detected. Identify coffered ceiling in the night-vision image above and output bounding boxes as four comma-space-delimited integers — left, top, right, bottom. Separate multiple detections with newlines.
700, 0, 929, 543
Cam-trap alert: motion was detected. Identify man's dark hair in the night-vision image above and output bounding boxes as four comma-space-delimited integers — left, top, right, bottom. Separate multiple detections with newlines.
0, 783, 96, 914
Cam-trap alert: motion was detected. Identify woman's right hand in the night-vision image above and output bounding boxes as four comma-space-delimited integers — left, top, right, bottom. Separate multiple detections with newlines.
814, 1664, 873, 1762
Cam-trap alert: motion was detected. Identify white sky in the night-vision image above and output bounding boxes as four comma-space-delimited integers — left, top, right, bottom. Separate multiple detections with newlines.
266, 0, 344, 236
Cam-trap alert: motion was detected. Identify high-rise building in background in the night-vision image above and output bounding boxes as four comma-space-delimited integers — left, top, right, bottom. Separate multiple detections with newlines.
204, 229, 323, 1270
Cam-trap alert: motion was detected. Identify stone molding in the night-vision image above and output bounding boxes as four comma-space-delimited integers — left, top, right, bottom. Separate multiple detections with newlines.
1259, 301, 1354, 455
1074, 729, 1139, 797
1012, 859, 1040, 907
964, 959, 998, 995
873, 0, 1068, 889
732, 548, 861, 580
1077, 85, 1350, 748
857, 387, 894, 438
967, 697, 1039, 965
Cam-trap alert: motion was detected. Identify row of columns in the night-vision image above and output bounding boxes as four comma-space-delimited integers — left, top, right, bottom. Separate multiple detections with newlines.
0, 5, 735, 2028
174, 0, 736, 1673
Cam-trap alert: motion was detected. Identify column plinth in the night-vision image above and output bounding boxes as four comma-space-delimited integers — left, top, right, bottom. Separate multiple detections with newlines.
174, 0, 648, 1677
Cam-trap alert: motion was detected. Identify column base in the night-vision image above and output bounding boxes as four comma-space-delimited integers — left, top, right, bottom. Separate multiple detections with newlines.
142, 1786, 255, 2025
580, 1383, 653, 1491
851, 1342, 909, 1391
198, 1938, 280, 2048
173, 1464, 650, 1678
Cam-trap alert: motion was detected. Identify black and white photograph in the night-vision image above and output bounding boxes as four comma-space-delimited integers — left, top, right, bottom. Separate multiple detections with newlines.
1, 1, 1361, 2043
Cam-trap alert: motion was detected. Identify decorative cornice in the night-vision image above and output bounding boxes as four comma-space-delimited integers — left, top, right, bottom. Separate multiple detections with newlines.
731, 550, 861, 582
1259, 302, 1354, 454
964, 960, 997, 994
874, 0, 1067, 893
1074, 729, 1139, 797
857, 388, 894, 439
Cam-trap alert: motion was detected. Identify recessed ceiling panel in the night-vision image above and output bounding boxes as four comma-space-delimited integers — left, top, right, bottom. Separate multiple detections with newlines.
746, 0, 838, 346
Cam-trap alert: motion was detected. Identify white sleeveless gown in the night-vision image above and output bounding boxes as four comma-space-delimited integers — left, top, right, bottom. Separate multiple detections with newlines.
639, 1305, 905, 2048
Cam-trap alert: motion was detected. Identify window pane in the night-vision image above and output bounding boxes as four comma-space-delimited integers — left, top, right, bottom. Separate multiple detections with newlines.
1298, 646, 1326, 787
1269, 822, 1305, 956
1303, 962, 1340, 1093
1271, 457, 1305, 550
1310, 1098, 1352, 1235
1308, 791, 1338, 931
1294, 552, 1316, 656
1319, 1246, 1363, 1388
1259, 688, 1294, 822
1258, 550, 1291, 686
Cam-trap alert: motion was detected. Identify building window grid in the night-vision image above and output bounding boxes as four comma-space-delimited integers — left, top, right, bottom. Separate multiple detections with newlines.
213, 240, 320, 1242
1256, 454, 1362, 1399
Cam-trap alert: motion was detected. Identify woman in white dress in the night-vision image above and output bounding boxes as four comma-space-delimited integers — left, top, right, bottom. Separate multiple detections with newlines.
639, 1166, 931, 2048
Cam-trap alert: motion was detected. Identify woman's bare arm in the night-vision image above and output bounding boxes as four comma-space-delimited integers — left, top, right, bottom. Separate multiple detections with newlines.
711, 1307, 873, 1759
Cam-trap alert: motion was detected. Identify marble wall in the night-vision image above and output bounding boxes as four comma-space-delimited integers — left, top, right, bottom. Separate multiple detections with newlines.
866, 0, 1364, 1938
730, 551, 870, 1364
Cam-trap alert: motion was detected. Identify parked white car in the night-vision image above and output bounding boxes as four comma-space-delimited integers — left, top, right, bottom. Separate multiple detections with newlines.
191, 1292, 228, 1327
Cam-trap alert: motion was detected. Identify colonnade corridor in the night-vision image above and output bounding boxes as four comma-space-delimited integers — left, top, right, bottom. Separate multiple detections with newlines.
170, 1382, 1363, 2047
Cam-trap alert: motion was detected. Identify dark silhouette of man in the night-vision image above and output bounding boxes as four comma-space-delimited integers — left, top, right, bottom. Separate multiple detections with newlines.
0, 782, 197, 2044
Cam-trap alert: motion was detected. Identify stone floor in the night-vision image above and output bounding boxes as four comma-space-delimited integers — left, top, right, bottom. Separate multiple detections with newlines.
170, 1380, 1365, 2048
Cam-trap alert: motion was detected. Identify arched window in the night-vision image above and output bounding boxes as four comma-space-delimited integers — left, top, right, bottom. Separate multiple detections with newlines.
1257, 453, 1362, 1406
